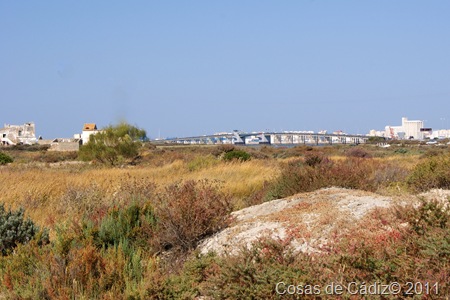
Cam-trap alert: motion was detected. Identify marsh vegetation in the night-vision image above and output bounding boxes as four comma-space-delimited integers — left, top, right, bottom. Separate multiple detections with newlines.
0, 142, 449, 298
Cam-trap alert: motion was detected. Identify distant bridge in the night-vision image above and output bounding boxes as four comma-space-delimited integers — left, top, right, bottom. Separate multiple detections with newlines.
152, 131, 369, 146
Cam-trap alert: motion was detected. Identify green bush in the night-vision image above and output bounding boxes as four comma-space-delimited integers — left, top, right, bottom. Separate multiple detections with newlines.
408, 197, 450, 235
222, 149, 251, 162
407, 155, 450, 192
394, 148, 409, 154
155, 252, 219, 299
0, 152, 13, 165
96, 202, 157, 249
0, 204, 49, 255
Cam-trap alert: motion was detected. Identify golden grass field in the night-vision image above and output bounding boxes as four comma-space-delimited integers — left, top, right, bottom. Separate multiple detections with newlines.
0, 155, 279, 230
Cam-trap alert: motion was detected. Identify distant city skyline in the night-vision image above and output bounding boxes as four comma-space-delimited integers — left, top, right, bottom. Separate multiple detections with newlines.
3, 116, 450, 141
1, 1, 449, 139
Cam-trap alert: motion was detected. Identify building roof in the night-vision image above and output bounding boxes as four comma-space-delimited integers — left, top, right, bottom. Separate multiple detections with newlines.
83, 123, 97, 131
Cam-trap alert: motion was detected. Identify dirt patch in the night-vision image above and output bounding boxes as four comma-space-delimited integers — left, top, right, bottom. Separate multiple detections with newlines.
198, 187, 401, 255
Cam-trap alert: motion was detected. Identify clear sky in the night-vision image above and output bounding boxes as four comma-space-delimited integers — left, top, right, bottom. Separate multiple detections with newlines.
1, 1, 449, 139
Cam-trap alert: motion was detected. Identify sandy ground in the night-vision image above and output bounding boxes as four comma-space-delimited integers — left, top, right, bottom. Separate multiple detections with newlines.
199, 187, 410, 255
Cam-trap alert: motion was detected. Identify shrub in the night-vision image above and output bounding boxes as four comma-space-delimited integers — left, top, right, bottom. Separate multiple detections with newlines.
96, 202, 157, 249
346, 147, 371, 158
420, 148, 445, 158
0, 204, 49, 255
266, 157, 406, 200
0, 152, 13, 165
200, 238, 320, 299
333, 199, 450, 295
394, 148, 408, 154
407, 197, 450, 235
222, 149, 251, 162
65, 242, 106, 295
154, 180, 232, 251
265, 157, 334, 200
213, 144, 236, 156
265, 159, 311, 200
0, 240, 51, 298
407, 155, 450, 192
156, 252, 219, 299
304, 152, 328, 167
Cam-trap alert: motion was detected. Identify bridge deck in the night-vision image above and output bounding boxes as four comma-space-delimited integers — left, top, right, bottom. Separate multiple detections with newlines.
153, 132, 368, 145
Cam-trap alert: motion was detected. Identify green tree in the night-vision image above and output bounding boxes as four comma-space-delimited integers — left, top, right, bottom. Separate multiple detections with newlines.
79, 122, 147, 165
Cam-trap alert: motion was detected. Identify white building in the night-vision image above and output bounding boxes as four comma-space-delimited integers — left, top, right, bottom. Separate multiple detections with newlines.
429, 129, 450, 139
0, 122, 36, 145
368, 129, 386, 138
402, 117, 424, 140
383, 117, 424, 140
79, 123, 100, 145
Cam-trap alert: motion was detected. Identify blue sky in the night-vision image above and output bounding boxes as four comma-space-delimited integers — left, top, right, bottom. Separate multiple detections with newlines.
1, 1, 449, 139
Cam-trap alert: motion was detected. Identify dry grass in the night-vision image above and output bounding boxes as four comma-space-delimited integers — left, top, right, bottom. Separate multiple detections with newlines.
0, 146, 429, 237
0, 158, 278, 229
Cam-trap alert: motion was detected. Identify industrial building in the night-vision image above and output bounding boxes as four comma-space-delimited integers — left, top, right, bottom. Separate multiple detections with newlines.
368, 117, 426, 140
380, 117, 424, 140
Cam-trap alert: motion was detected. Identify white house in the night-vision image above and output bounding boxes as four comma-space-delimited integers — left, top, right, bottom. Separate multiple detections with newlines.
80, 123, 100, 145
